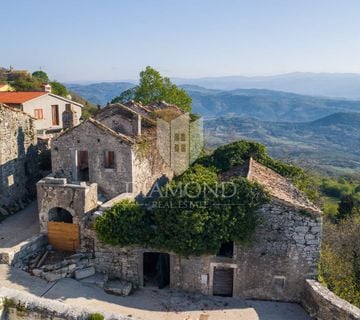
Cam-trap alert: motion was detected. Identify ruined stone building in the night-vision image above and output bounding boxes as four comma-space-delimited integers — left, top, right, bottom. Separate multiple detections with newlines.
0, 104, 39, 214
37, 101, 322, 302
37, 101, 175, 250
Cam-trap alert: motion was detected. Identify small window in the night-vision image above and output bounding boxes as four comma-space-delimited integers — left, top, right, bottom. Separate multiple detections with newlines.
217, 241, 234, 258
34, 108, 44, 119
174, 133, 180, 141
174, 143, 186, 153
104, 151, 115, 169
7, 175, 14, 186
181, 133, 186, 141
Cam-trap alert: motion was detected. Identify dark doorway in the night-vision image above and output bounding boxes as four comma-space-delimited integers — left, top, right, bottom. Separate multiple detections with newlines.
48, 207, 73, 223
143, 252, 170, 289
217, 241, 234, 258
213, 267, 234, 297
77, 150, 89, 181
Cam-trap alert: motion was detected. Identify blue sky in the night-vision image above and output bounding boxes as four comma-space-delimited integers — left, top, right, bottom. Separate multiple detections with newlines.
2, 0, 360, 81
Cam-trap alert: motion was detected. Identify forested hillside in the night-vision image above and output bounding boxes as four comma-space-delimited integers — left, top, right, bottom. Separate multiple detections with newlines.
204, 113, 360, 175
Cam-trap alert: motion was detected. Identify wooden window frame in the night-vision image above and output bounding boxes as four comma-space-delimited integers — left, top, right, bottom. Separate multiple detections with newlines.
34, 108, 44, 119
104, 151, 115, 169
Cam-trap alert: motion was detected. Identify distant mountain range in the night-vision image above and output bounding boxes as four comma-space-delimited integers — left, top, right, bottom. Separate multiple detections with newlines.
66, 77, 360, 174
67, 82, 134, 106
186, 86, 360, 122
174, 72, 360, 100
204, 112, 360, 175
67, 81, 360, 122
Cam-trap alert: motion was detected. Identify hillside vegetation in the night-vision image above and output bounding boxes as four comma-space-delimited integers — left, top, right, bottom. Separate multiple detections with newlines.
204, 113, 360, 176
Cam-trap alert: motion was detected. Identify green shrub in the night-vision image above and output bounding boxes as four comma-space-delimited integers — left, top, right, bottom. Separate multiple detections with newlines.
95, 164, 268, 257
320, 215, 360, 307
198, 140, 320, 202
94, 200, 151, 246
88, 313, 105, 320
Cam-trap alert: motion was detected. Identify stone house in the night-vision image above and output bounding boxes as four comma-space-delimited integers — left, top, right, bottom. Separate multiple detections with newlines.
90, 158, 322, 302
0, 104, 39, 214
37, 102, 174, 250
49, 102, 173, 199
36, 101, 322, 302
0, 89, 82, 133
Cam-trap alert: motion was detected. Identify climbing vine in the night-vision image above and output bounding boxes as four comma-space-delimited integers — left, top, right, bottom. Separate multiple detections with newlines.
95, 159, 269, 256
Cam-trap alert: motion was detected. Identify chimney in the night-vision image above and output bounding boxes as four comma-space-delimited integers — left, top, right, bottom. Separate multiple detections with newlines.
62, 104, 79, 129
132, 113, 141, 136
41, 83, 52, 93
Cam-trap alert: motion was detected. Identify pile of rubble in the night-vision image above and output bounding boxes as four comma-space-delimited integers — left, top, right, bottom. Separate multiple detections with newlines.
28, 250, 133, 296
29, 251, 95, 282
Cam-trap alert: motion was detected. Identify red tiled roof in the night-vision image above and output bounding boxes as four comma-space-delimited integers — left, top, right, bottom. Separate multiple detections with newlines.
0, 91, 47, 104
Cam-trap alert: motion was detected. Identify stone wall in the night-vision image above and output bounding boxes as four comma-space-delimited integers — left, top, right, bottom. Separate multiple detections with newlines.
0, 235, 47, 267
0, 287, 131, 320
0, 105, 39, 213
37, 177, 98, 233
302, 279, 360, 320
132, 137, 174, 197
234, 201, 322, 301
51, 120, 133, 199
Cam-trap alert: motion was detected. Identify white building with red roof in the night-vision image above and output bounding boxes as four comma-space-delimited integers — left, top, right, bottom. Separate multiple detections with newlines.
0, 88, 82, 132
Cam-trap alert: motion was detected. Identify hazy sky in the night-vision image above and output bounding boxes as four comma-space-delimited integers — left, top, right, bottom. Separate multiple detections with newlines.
2, 0, 360, 81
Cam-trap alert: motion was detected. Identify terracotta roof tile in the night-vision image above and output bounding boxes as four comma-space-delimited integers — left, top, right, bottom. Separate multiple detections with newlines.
0, 91, 47, 104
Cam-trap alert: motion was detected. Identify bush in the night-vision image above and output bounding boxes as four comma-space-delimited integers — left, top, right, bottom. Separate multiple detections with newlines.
88, 313, 105, 320
95, 165, 268, 257
94, 200, 151, 246
319, 215, 360, 307
199, 140, 319, 202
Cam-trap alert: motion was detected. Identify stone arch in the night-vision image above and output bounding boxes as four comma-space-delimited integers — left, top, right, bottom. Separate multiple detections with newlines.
48, 207, 74, 223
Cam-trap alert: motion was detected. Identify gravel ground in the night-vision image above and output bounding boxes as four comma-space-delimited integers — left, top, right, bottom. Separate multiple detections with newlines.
0, 201, 39, 249
0, 265, 310, 320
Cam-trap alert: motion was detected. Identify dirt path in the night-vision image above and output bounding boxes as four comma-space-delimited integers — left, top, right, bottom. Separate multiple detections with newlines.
0, 265, 310, 320
0, 201, 39, 249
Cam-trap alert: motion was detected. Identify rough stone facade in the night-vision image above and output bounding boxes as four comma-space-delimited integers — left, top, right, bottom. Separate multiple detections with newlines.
51, 119, 134, 199
0, 104, 39, 213
0, 234, 47, 267
37, 176, 98, 234
51, 116, 172, 199
88, 199, 321, 302
302, 279, 360, 320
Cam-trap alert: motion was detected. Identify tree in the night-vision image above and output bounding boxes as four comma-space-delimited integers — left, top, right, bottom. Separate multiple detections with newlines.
320, 215, 360, 307
111, 66, 192, 112
50, 81, 68, 97
111, 88, 136, 104
11, 73, 42, 91
32, 70, 49, 83
336, 194, 358, 222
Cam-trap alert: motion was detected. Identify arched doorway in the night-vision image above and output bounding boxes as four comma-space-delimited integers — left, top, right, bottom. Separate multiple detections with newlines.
49, 207, 73, 223
47, 207, 80, 252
